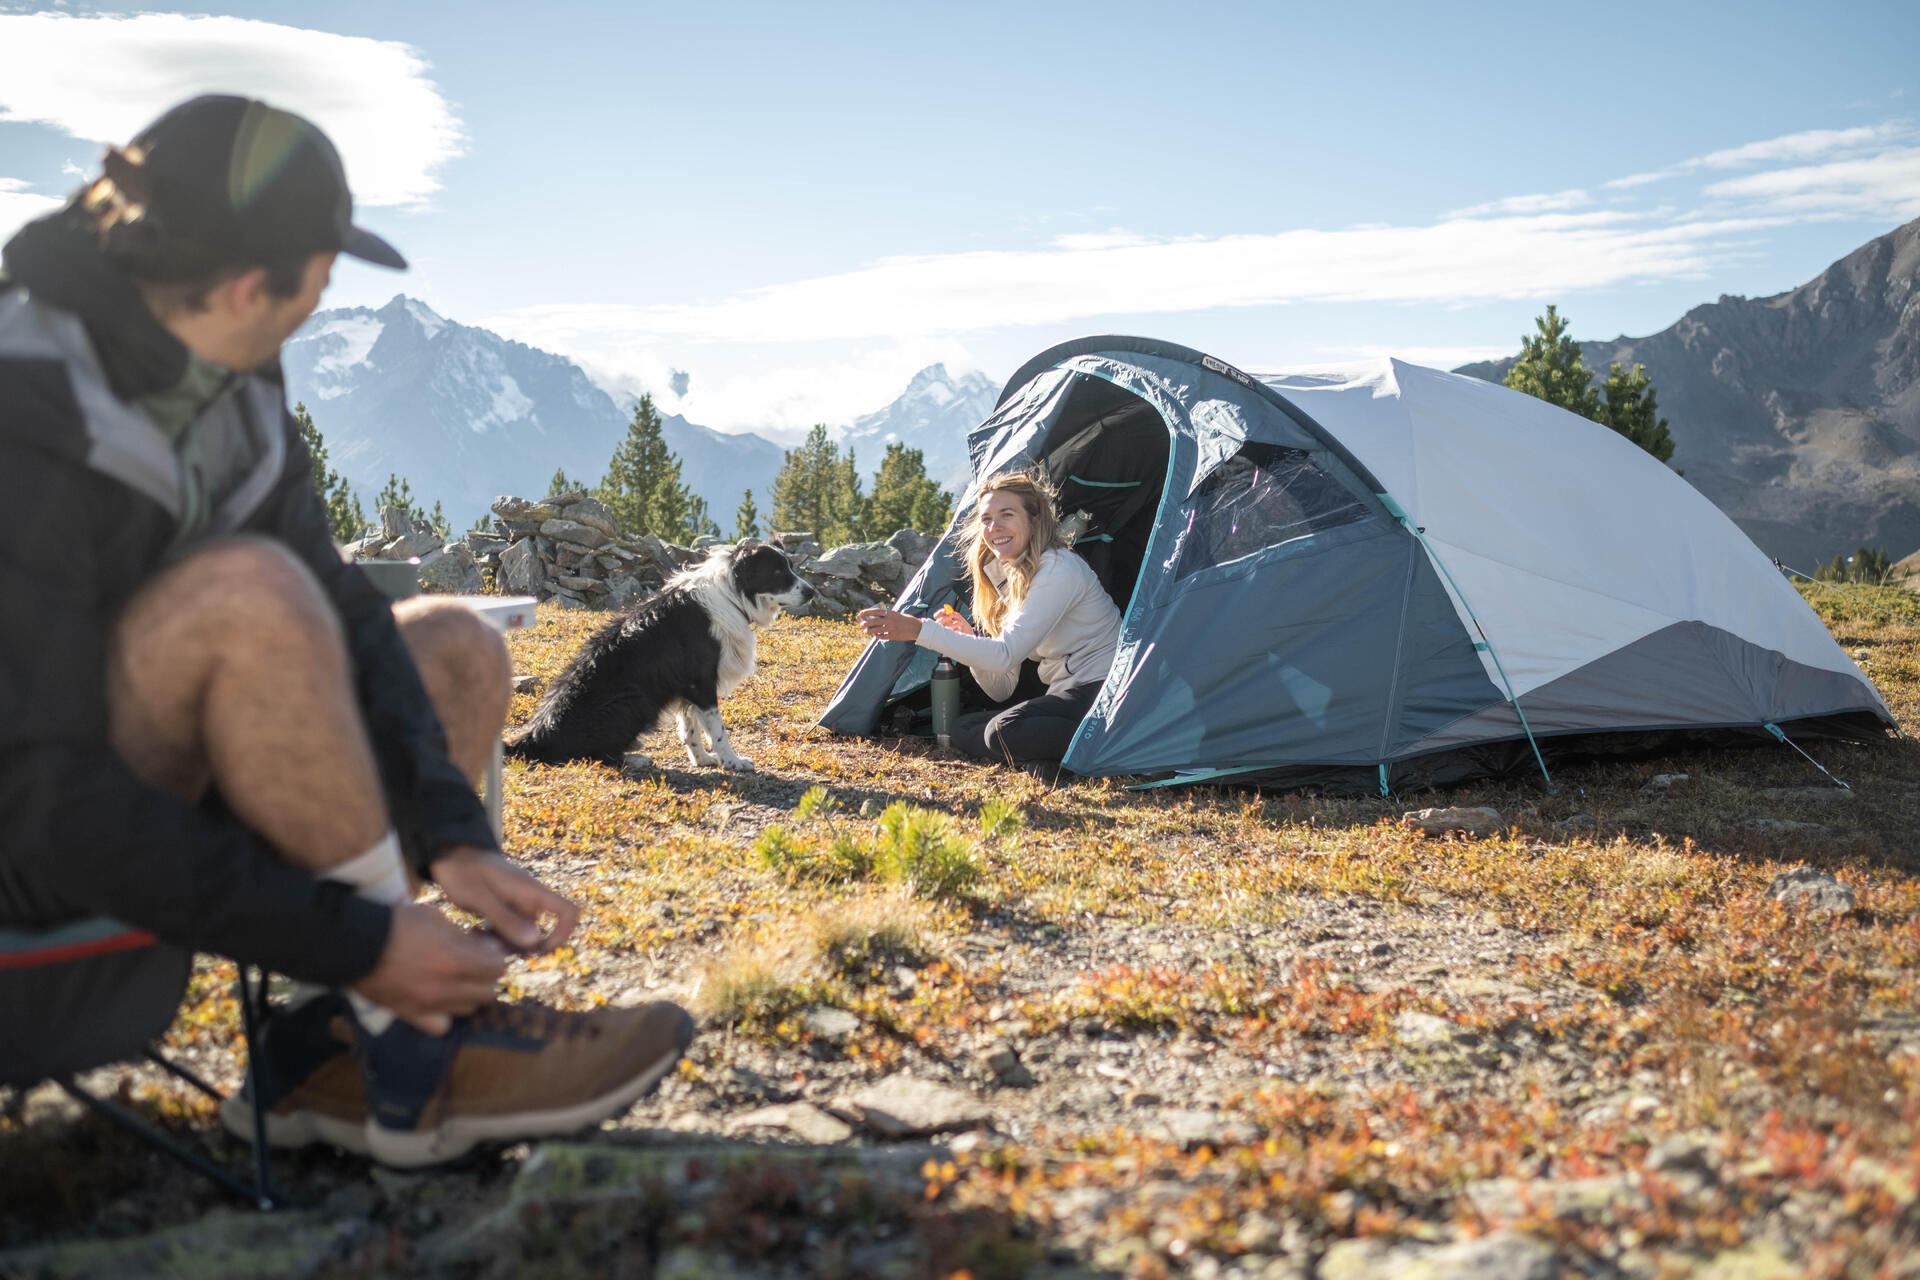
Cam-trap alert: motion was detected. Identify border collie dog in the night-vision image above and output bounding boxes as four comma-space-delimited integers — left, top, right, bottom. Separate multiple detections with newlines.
505, 541, 814, 770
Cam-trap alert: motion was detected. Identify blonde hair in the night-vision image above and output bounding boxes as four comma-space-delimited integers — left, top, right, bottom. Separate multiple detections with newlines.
966, 470, 1067, 636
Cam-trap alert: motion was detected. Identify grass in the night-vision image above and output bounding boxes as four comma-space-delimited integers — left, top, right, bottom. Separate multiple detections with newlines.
6, 581, 1919, 1276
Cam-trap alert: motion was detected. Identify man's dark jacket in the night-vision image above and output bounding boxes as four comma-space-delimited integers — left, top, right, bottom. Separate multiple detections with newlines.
0, 209, 496, 986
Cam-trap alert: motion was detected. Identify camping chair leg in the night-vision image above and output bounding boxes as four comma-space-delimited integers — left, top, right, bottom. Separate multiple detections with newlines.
234, 965, 276, 1203
55, 1075, 277, 1210
57, 964, 290, 1210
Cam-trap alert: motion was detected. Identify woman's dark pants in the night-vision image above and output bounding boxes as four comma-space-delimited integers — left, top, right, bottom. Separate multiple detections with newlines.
951, 681, 1102, 766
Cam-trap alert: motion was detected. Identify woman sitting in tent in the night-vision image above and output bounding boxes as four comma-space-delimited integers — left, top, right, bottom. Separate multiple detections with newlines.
857, 471, 1122, 772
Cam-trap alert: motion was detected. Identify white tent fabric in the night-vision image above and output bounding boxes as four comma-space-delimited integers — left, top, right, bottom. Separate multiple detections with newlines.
1258, 359, 1877, 706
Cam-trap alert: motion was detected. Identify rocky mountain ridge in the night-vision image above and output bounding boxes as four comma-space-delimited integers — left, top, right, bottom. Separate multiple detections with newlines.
1456, 216, 1920, 569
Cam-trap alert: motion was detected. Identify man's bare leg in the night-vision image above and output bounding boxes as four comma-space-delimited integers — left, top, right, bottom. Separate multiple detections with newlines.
391, 597, 511, 787
107, 535, 387, 871
107, 535, 513, 1032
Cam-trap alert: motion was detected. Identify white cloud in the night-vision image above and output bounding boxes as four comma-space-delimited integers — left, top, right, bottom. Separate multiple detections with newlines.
1444, 189, 1590, 218
492, 210, 1730, 349
0, 177, 62, 234
1607, 123, 1910, 189
0, 12, 462, 208
1702, 146, 1920, 221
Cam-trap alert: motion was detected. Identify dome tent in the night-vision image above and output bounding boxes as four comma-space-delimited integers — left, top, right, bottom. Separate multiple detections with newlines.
818, 336, 1894, 790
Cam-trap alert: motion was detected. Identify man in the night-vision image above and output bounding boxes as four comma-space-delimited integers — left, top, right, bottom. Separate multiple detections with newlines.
0, 96, 690, 1168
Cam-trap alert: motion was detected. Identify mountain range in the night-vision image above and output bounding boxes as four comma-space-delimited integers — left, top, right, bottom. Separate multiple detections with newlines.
286, 218, 1919, 564
1456, 216, 1920, 570
282, 299, 1001, 533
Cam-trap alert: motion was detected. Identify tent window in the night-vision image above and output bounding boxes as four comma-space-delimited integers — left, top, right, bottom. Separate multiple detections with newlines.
1174, 443, 1369, 578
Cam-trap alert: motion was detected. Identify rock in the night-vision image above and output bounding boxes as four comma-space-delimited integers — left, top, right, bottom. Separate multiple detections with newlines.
0, 1208, 369, 1279
1766, 866, 1856, 914
801, 1006, 861, 1043
980, 1046, 1035, 1088
383, 530, 444, 560
728, 1101, 854, 1144
1399, 1232, 1556, 1280
1402, 806, 1503, 837
1556, 813, 1596, 833
1647, 1133, 1716, 1175
1148, 1109, 1255, 1151
552, 574, 609, 595
498, 537, 545, 595
693, 534, 725, 549
1641, 772, 1689, 794
493, 496, 559, 524
1691, 1242, 1801, 1280
379, 503, 414, 540
835, 1074, 989, 1138
558, 497, 620, 540
1319, 1238, 1426, 1280
622, 751, 654, 773
539, 517, 609, 549
604, 573, 645, 609
1395, 1010, 1466, 1049
465, 531, 510, 556
511, 675, 542, 695
416, 542, 483, 593
887, 528, 942, 566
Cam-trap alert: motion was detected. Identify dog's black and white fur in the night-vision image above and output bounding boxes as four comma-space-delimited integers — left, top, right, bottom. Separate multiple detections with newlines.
504, 541, 814, 769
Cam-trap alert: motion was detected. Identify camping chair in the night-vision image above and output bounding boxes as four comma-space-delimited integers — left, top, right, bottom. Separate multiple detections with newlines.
0, 917, 287, 1209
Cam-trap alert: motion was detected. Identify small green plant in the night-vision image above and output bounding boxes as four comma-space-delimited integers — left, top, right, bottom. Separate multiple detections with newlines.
755, 805, 980, 899
873, 803, 981, 899
978, 797, 1025, 841
756, 824, 872, 883
794, 784, 838, 820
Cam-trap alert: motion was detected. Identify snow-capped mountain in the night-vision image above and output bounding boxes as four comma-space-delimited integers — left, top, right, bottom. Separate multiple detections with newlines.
282, 296, 785, 529
841, 363, 1002, 492
282, 298, 1002, 535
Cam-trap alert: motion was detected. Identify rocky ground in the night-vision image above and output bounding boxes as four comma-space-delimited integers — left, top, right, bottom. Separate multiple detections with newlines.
4, 587, 1919, 1279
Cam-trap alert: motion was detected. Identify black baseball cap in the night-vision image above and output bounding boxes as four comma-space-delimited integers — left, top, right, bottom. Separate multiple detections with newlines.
125, 94, 406, 271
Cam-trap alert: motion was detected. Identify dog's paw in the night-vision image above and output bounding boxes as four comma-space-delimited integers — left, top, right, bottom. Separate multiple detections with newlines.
717, 754, 756, 773
684, 747, 720, 768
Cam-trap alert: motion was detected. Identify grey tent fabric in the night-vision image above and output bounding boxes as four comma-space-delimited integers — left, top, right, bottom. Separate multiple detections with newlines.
817, 336, 1895, 788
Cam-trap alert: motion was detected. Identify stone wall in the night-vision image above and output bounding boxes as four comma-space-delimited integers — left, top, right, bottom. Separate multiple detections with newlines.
344, 491, 943, 616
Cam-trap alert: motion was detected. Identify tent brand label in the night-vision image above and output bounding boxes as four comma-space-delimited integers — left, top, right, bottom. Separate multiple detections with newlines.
1200, 355, 1253, 386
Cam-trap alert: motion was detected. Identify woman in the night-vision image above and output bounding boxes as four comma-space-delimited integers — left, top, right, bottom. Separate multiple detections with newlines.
858, 471, 1122, 770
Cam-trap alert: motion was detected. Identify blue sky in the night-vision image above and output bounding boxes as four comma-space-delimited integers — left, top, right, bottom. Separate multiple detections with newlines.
2, 1, 1916, 436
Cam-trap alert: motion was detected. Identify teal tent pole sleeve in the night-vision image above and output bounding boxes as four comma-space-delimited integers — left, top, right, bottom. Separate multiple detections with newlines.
1378, 493, 1553, 790
1379, 765, 1390, 797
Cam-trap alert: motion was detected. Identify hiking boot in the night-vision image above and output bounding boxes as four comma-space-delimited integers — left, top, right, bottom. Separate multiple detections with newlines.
220, 991, 370, 1153
357, 999, 693, 1168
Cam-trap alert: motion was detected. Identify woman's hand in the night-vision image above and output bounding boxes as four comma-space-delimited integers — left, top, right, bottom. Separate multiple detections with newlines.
932, 607, 976, 637
857, 607, 923, 642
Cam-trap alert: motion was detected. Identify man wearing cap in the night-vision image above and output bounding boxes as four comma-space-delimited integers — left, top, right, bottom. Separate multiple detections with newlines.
0, 96, 691, 1168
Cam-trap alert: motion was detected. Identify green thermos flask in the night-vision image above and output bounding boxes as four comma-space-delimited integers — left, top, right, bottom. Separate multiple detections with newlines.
931, 656, 960, 747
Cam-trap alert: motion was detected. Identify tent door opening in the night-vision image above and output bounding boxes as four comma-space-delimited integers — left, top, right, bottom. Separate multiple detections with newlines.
1032, 373, 1171, 615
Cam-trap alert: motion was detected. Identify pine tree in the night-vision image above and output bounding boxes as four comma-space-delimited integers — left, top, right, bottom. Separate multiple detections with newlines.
1506, 306, 1678, 464
598, 393, 701, 540
375, 473, 434, 530
1815, 546, 1890, 584
598, 395, 671, 534
1598, 362, 1676, 464
684, 493, 721, 541
770, 424, 841, 540
547, 467, 576, 498
865, 442, 953, 537
734, 489, 761, 541
428, 500, 449, 540
825, 447, 866, 545
293, 401, 366, 543
1503, 305, 1602, 421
